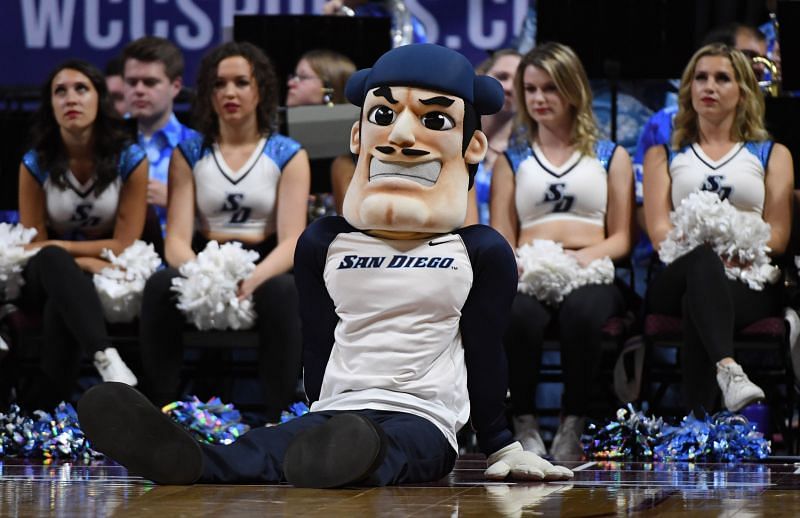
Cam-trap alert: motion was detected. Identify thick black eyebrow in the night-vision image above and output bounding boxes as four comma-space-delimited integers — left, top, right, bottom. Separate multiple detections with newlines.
371, 86, 397, 104
419, 96, 454, 107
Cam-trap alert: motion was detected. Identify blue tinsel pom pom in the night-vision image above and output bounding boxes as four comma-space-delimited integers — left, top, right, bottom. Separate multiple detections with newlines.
280, 401, 309, 423
0, 402, 100, 460
0, 397, 313, 459
584, 404, 771, 461
162, 396, 250, 445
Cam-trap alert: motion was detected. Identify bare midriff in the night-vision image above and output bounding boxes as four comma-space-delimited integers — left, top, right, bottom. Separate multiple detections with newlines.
517, 219, 605, 250
205, 230, 269, 245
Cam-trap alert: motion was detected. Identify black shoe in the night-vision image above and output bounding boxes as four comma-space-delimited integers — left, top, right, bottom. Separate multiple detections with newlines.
283, 413, 386, 488
77, 382, 203, 485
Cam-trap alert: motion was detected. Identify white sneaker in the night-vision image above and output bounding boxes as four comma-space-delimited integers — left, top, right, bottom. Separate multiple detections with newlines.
716, 361, 764, 412
0, 333, 9, 361
94, 347, 138, 386
512, 414, 547, 457
550, 415, 585, 461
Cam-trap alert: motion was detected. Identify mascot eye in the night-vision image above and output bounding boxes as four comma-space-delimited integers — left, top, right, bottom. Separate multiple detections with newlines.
367, 106, 397, 125
420, 112, 455, 131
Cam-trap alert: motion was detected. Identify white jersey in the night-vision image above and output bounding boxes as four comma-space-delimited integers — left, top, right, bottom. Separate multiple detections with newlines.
22, 144, 145, 240
177, 134, 301, 239
312, 231, 472, 449
506, 140, 617, 229
297, 217, 518, 454
668, 141, 773, 215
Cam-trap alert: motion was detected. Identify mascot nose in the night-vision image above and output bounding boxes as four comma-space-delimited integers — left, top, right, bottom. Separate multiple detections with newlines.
388, 110, 416, 147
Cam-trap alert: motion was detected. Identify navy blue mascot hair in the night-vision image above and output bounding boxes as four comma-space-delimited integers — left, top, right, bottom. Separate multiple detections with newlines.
345, 44, 504, 188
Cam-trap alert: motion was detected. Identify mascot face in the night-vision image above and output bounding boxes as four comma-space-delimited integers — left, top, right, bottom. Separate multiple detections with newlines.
343, 85, 487, 234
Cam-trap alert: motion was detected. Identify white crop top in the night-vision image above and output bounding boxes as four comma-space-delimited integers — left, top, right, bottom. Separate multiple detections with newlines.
506, 140, 617, 229
178, 134, 301, 239
22, 144, 145, 240
668, 141, 773, 215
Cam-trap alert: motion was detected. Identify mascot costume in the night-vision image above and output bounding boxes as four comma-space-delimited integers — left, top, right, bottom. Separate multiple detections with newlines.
77, 44, 574, 487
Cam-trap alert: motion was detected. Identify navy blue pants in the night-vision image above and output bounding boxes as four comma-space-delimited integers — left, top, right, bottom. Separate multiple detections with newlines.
199, 410, 457, 486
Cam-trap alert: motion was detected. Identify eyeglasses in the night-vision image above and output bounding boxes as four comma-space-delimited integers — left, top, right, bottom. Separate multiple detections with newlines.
288, 73, 320, 83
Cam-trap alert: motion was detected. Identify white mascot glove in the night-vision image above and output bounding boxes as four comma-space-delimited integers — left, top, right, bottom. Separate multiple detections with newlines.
485, 441, 574, 481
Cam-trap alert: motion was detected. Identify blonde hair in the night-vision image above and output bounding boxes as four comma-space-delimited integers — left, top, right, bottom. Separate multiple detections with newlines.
513, 42, 599, 156
672, 43, 769, 149
301, 49, 356, 104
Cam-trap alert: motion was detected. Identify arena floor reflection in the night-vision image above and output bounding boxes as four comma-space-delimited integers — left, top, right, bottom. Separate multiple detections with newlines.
2, 457, 800, 516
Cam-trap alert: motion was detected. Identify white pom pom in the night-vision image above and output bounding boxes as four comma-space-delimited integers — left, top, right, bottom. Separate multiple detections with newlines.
0, 223, 38, 300
658, 191, 778, 290
171, 241, 259, 330
517, 239, 615, 305
93, 240, 162, 322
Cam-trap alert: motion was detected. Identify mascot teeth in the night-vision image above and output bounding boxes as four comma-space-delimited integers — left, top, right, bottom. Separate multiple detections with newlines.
369, 159, 442, 186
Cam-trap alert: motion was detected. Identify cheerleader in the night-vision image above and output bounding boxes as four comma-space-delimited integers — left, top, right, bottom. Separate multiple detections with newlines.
138, 42, 310, 423
491, 43, 634, 460
643, 43, 793, 415
18, 60, 148, 407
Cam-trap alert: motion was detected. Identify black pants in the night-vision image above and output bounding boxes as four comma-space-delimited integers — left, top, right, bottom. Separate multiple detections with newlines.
200, 410, 456, 485
646, 245, 782, 414
139, 267, 303, 422
505, 283, 625, 416
20, 246, 110, 408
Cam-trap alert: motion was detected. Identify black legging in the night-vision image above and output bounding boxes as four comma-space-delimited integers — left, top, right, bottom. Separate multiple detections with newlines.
505, 283, 625, 417
139, 266, 303, 422
646, 245, 782, 414
20, 245, 111, 407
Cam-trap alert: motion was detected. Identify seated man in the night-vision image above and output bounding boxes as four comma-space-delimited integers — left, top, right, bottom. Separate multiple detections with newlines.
77, 44, 573, 488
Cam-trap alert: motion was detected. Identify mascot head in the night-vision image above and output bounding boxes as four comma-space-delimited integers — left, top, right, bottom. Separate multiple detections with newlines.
342, 44, 503, 236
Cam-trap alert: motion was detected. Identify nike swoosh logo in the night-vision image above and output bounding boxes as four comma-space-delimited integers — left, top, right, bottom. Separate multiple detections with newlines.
428, 238, 457, 247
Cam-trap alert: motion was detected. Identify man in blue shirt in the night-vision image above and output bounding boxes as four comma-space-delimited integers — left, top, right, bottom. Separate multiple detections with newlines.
122, 37, 198, 234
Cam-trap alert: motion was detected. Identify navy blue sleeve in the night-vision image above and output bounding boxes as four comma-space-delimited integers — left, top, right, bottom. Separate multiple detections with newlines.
293, 216, 352, 403
456, 225, 518, 455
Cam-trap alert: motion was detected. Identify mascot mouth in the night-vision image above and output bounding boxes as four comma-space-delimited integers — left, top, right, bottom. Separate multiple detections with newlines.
369, 159, 442, 187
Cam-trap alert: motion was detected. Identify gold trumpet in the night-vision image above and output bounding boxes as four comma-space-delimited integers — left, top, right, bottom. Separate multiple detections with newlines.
752, 55, 781, 97
754, 11, 782, 97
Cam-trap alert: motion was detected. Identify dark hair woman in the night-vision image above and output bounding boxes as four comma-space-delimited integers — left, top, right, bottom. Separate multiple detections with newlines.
18, 59, 149, 408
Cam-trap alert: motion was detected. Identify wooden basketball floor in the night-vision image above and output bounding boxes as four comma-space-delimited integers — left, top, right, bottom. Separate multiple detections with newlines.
4, 456, 800, 516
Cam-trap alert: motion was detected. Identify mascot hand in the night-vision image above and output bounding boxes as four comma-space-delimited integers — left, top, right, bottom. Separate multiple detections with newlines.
484, 441, 574, 481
